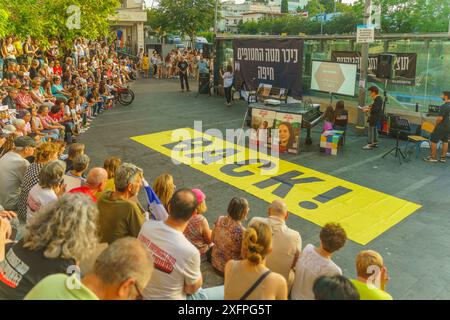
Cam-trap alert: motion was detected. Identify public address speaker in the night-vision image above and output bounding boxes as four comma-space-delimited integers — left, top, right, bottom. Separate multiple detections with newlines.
376, 54, 397, 80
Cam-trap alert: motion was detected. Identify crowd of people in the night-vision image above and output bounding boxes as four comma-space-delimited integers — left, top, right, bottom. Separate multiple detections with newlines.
0, 136, 394, 300
139, 48, 212, 95
0, 35, 138, 147
139, 48, 211, 81
0, 35, 397, 301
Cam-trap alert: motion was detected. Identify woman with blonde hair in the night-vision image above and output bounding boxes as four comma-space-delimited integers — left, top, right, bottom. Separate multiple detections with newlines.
224, 221, 288, 300
152, 173, 175, 210
95, 156, 122, 198
0, 193, 99, 300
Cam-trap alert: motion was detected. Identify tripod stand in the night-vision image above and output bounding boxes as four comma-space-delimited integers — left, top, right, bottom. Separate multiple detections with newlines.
382, 128, 407, 164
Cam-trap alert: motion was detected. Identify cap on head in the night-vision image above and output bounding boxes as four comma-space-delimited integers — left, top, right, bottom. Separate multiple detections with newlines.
2, 124, 16, 135
14, 136, 37, 148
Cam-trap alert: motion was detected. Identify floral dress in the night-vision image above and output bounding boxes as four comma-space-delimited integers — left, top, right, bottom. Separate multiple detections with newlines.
211, 215, 245, 273
184, 214, 211, 258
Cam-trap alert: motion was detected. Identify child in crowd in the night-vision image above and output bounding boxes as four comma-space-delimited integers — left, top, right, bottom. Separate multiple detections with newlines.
49, 103, 64, 122
63, 154, 90, 191
322, 106, 335, 132
64, 142, 85, 172
184, 189, 213, 261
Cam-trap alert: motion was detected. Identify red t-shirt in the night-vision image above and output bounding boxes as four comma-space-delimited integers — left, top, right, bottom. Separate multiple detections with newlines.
69, 186, 97, 202
49, 110, 64, 122
53, 66, 63, 76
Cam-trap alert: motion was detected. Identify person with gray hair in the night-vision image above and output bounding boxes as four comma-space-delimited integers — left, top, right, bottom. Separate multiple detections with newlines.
24, 237, 154, 300
26, 160, 67, 224
248, 199, 302, 290
0, 193, 99, 300
69, 167, 108, 202
97, 163, 146, 244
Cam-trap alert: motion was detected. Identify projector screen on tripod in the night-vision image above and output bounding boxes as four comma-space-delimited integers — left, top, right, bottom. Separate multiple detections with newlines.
311, 61, 357, 96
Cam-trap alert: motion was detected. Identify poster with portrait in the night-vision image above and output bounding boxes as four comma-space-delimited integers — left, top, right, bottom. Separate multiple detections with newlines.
250, 109, 277, 149
271, 112, 303, 154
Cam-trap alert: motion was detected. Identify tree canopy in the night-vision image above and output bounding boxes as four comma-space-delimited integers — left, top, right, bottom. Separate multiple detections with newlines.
237, 0, 450, 35
0, 0, 120, 42
147, 0, 217, 40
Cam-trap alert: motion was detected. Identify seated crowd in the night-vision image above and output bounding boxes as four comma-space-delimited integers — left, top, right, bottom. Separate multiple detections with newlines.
1, 35, 137, 148
0, 35, 392, 302
0, 136, 393, 300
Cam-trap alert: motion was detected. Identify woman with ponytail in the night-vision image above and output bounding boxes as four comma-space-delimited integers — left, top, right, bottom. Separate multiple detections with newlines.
224, 221, 288, 300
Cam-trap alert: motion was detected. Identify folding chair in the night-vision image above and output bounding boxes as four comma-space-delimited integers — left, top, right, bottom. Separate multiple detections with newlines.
404, 121, 435, 159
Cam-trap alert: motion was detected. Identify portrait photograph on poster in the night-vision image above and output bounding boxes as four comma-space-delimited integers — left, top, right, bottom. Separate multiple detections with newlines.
250, 109, 277, 149
272, 112, 303, 154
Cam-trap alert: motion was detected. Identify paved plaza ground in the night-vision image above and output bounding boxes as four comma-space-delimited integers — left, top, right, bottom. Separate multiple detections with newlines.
78, 78, 450, 299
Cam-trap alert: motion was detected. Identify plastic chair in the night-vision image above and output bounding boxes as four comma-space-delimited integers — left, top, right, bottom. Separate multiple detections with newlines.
404, 122, 435, 159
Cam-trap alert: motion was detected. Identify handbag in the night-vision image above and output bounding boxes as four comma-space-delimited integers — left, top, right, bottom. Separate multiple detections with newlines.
239, 270, 271, 300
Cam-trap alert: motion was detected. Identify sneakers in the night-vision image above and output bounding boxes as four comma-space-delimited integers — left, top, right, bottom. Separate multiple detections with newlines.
424, 156, 438, 163
440, 158, 447, 163
362, 144, 375, 150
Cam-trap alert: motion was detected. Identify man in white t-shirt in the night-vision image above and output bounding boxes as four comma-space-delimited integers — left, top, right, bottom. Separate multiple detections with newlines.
291, 223, 347, 300
138, 188, 203, 300
248, 200, 301, 290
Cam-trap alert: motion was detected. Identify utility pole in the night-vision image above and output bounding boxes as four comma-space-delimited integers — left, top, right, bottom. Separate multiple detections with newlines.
214, 0, 219, 35
356, 0, 372, 130
448, 14, 450, 36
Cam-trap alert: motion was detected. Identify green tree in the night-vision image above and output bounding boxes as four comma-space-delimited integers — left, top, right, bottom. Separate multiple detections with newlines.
352, 0, 450, 33
281, 0, 289, 14
0, 0, 120, 42
154, 0, 217, 46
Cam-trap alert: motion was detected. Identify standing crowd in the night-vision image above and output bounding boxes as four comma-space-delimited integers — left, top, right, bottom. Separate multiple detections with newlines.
139, 48, 212, 81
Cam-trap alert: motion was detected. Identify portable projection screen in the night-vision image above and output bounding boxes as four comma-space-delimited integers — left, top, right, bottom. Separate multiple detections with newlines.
311, 61, 357, 96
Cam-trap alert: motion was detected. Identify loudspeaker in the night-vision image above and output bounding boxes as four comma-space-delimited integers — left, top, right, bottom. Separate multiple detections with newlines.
198, 73, 210, 94
202, 44, 212, 58
376, 54, 397, 79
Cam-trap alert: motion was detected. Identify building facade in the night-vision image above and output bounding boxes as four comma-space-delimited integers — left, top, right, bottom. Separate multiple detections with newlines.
218, 0, 282, 33
110, 0, 147, 55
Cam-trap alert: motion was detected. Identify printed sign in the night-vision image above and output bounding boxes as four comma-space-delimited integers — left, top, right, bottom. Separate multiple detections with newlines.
233, 39, 304, 98
132, 128, 422, 245
357, 25, 375, 43
331, 51, 418, 86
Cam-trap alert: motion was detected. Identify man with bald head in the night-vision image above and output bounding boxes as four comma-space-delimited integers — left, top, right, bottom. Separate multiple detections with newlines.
249, 199, 302, 290
69, 167, 108, 202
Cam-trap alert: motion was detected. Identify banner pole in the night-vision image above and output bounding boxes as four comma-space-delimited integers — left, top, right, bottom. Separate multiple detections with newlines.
356, 0, 372, 131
